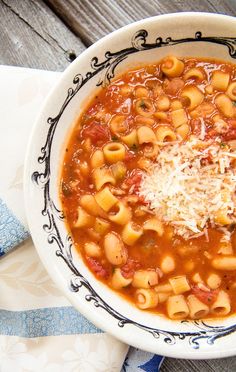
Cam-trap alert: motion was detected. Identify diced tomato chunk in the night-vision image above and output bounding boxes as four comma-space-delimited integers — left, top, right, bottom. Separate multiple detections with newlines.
124, 171, 149, 205
138, 195, 149, 205
87, 105, 100, 116
163, 78, 184, 95
83, 122, 110, 144
200, 152, 213, 166
228, 119, 236, 128
124, 170, 142, 194
86, 257, 108, 278
222, 128, 236, 141
125, 151, 136, 162
206, 129, 218, 139
125, 170, 142, 187
192, 285, 218, 305
121, 258, 141, 279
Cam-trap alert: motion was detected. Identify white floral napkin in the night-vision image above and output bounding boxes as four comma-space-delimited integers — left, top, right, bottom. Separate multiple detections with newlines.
0, 65, 164, 371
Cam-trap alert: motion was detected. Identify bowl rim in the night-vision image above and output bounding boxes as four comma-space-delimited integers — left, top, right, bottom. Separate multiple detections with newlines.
24, 11, 236, 359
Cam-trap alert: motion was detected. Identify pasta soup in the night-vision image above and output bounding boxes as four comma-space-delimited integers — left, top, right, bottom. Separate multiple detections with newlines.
60, 56, 236, 320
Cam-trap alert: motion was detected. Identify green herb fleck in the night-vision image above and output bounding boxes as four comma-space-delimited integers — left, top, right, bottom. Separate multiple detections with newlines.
131, 144, 138, 151
220, 142, 227, 148
112, 135, 118, 141
61, 182, 72, 197
139, 99, 147, 109
233, 101, 236, 107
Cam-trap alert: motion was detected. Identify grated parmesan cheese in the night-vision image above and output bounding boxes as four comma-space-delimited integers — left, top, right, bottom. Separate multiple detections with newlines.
139, 137, 236, 239
199, 118, 206, 140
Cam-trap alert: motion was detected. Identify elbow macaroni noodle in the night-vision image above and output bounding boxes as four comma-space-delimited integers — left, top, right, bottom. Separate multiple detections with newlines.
61, 56, 236, 320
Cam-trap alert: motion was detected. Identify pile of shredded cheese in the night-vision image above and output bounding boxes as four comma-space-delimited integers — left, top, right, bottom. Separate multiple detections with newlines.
139, 138, 236, 239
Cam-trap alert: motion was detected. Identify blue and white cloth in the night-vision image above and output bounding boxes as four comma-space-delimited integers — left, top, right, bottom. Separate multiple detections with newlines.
0, 199, 29, 256
0, 66, 164, 371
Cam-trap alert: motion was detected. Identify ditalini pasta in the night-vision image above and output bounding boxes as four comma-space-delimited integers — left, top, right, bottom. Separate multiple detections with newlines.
61, 56, 236, 320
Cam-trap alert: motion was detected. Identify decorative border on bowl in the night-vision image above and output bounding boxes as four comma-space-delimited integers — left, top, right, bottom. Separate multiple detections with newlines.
32, 29, 236, 349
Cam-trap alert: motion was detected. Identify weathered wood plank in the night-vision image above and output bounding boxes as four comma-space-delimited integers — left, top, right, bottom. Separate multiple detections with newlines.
45, 0, 236, 46
161, 356, 236, 372
0, 0, 85, 71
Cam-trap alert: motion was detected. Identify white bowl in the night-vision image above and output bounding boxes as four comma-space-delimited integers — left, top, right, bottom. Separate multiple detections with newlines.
24, 12, 236, 359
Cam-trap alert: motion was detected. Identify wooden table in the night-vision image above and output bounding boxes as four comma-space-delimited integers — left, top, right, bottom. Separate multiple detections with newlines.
1, 0, 236, 370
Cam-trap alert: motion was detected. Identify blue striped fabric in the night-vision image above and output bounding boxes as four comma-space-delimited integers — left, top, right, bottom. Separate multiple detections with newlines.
122, 349, 164, 372
0, 198, 29, 256
0, 197, 163, 371
0, 307, 164, 371
0, 307, 100, 337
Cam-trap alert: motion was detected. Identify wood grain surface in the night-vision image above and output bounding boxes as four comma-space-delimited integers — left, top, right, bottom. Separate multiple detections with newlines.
1, 0, 236, 370
0, 0, 85, 71
45, 0, 236, 45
